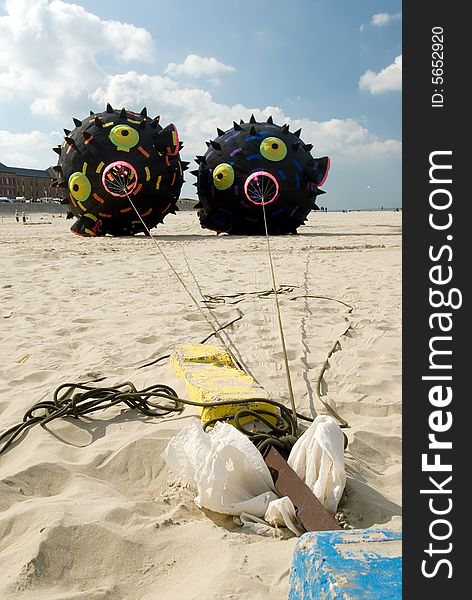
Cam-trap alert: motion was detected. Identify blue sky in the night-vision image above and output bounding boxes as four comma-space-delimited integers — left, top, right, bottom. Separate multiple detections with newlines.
0, 0, 402, 209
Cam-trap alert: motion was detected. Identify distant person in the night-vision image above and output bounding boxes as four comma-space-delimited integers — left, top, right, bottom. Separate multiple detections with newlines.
15, 209, 19, 222
22, 210, 26, 223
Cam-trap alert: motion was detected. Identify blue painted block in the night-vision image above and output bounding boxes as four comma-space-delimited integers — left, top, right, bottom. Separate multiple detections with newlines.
288, 528, 402, 599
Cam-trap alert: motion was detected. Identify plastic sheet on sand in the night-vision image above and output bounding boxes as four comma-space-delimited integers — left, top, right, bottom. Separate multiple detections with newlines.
162, 416, 345, 536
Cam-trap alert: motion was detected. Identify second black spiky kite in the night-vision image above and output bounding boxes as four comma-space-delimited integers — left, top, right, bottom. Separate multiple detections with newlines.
192, 115, 330, 234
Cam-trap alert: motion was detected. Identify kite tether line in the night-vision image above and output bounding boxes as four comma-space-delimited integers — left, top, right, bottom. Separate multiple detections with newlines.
259, 197, 297, 421
114, 173, 246, 376
115, 171, 347, 428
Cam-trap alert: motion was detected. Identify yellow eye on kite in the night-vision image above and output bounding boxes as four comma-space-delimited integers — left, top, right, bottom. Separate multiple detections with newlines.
213, 163, 235, 190
68, 172, 91, 202
109, 124, 139, 151
260, 137, 287, 162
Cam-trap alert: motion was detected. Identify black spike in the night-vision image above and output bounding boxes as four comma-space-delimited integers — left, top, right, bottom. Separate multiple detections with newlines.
250, 126, 257, 136
316, 189, 326, 195
174, 204, 180, 211
94, 116, 103, 128
63, 128, 71, 136
266, 115, 273, 124
140, 107, 147, 117
83, 130, 93, 140
195, 155, 207, 165
303, 143, 314, 152
73, 117, 82, 128
139, 119, 146, 129
150, 117, 160, 128
210, 140, 221, 151
249, 114, 256, 123
52, 146, 62, 155
179, 141, 184, 150
181, 161, 190, 170
282, 124, 290, 134
293, 128, 302, 137
233, 121, 242, 131
52, 165, 62, 174
217, 127, 225, 136
240, 119, 245, 124
190, 169, 199, 176
120, 107, 127, 119
89, 110, 95, 116
106, 103, 114, 113
64, 136, 75, 146
205, 141, 211, 148
192, 182, 199, 187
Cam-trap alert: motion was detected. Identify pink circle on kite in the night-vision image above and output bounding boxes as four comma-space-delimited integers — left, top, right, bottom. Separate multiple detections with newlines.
244, 171, 279, 205
102, 161, 138, 197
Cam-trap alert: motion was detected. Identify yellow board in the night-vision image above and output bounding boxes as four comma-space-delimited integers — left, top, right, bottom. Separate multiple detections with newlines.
171, 344, 277, 426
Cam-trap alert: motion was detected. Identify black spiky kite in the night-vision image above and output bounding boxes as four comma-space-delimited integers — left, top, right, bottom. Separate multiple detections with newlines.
193, 115, 330, 234
52, 104, 188, 236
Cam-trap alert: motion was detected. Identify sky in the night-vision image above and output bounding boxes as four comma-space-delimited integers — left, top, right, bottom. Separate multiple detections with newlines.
0, 0, 402, 210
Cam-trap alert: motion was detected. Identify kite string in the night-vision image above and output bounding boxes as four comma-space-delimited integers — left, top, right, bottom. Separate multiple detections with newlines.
117, 173, 346, 427
180, 247, 261, 385
115, 173, 246, 374
260, 199, 297, 421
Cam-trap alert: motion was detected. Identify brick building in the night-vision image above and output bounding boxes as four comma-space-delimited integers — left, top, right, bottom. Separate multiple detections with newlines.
0, 162, 61, 201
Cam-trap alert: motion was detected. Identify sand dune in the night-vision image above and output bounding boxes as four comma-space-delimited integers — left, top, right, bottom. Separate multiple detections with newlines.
0, 209, 401, 599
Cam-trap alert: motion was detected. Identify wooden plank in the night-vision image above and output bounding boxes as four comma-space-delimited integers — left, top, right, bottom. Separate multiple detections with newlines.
263, 446, 341, 532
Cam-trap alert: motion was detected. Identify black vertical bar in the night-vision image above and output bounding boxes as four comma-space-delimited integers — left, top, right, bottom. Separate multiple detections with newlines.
404, 4, 467, 597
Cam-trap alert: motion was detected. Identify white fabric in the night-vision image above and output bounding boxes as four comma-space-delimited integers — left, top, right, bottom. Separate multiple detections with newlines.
235, 513, 280, 537
161, 416, 346, 534
162, 420, 279, 517
264, 496, 305, 536
235, 497, 302, 537
287, 415, 346, 514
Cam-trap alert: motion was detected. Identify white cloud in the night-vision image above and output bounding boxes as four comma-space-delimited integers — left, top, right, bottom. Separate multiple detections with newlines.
0, 0, 154, 117
360, 11, 401, 32
165, 54, 235, 78
359, 55, 402, 94
372, 12, 401, 27
0, 130, 59, 168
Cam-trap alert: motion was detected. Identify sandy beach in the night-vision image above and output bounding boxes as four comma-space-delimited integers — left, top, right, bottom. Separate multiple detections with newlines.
0, 208, 402, 599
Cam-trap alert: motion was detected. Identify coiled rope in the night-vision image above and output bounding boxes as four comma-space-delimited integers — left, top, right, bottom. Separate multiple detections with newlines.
0, 381, 317, 457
